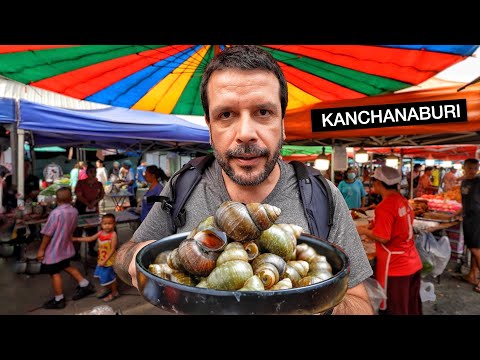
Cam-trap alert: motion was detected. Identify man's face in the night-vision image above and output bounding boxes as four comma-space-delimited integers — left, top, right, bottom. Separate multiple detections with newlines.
206, 69, 285, 186
464, 163, 479, 179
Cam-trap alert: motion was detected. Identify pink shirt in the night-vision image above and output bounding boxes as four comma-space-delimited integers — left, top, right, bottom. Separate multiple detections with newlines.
40, 203, 78, 264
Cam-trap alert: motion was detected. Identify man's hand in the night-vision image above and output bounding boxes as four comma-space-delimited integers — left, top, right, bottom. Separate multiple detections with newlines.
114, 239, 155, 288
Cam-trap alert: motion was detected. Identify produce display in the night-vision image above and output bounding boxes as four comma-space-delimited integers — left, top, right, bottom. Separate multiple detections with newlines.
148, 201, 333, 291
419, 194, 462, 213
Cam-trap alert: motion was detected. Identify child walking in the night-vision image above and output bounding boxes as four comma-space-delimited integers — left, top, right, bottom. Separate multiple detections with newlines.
72, 213, 120, 302
37, 187, 95, 309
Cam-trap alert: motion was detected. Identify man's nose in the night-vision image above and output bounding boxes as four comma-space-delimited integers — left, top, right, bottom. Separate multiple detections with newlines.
236, 115, 258, 144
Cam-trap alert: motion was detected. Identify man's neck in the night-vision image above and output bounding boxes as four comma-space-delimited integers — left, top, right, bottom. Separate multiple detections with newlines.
222, 163, 281, 204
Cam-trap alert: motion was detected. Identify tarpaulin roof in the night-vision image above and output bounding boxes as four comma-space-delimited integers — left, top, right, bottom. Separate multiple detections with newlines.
18, 99, 210, 148
363, 145, 478, 161
0, 97, 15, 123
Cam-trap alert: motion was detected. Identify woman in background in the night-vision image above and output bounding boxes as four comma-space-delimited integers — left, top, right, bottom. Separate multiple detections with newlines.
140, 165, 169, 222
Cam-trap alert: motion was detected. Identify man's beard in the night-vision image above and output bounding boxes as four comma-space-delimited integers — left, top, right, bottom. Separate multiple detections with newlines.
213, 138, 284, 186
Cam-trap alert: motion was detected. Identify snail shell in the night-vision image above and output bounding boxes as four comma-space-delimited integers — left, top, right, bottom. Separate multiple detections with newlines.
309, 260, 332, 274
148, 263, 173, 278
177, 238, 219, 277
256, 224, 295, 261
296, 275, 323, 287
307, 270, 332, 281
282, 264, 302, 286
242, 241, 259, 261
287, 260, 309, 277
153, 250, 172, 265
271, 278, 293, 290
238, 275, 265, 291
251, 253, 287, 277
193, 227, 227, 252
149, 263, 196, 286
215, 201, 281, 242
253, 262, 279, 289
167, 248, 184, 271
295, 243, 317, 263
205, 260, 254, 291
216, 242, 249, 266
188, 216, 217, 238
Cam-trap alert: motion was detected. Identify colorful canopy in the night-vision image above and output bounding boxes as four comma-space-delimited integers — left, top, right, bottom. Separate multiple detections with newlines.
0, 45, 477, 117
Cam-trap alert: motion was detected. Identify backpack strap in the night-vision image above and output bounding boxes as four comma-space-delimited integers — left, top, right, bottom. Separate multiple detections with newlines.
290, 161, 334, 240
160, 154, 215, 231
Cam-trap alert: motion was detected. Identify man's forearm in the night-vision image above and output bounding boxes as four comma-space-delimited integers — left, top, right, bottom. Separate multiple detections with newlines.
114, 240, 140, 286
332, 283, 374, 315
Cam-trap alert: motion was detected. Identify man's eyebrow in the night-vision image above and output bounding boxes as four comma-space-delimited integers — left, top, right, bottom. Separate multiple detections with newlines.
210, 106, 232, 115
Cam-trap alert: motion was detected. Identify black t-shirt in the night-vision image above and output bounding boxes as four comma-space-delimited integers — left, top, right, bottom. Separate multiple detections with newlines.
461, 176, 480, 218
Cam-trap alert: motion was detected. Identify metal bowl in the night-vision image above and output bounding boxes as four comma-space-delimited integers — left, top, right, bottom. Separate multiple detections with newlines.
136, 232, 350, 315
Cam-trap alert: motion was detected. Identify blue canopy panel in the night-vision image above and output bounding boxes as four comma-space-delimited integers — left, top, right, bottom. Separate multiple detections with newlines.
0, 97, 15, 124
18, 99, 210, 147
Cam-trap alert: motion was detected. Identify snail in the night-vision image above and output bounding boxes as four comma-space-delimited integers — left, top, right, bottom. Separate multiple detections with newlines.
238, 275, 265, 291
216, 242, 249, 266
242, 241, 259, 261
256, 224, 302, 261
148, 263, 196, 286
188, 216, 217, 239
203, 259, 254, 291
153, 250, 171, 265
215, 201, 281, 242
271, 278, 293, 290
251, 253, 287, 289
295, 243, 317, 263
174, 228, 228, 277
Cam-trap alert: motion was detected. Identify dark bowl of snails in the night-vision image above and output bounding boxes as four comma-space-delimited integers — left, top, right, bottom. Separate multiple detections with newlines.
136, 231, 350, 315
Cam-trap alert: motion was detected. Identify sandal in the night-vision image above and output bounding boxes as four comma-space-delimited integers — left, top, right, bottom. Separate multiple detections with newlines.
96, 289, 112, 299
474, 284, 480, 294
103, 293, 120, 302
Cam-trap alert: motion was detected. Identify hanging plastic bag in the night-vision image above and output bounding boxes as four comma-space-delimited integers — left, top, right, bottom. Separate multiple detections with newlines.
429, 235, 451, 278
419, 280, 436, 302
415, 233, 434, 277
363, 277, 387, 314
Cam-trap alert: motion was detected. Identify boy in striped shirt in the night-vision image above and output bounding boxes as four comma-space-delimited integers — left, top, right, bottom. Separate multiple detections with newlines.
37, 187, 95, 309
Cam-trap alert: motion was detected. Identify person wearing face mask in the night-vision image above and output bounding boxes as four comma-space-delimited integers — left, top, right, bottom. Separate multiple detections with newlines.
338, 167, 367, 209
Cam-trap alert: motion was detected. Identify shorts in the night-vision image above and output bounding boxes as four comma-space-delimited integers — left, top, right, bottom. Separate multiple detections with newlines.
463, 218, 480, 249
41, 258, 71, 275
94, 265, 116, 286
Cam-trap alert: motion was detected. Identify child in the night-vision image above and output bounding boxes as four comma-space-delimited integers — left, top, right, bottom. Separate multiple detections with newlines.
37, 187, 95, 309
72, 213, 120, 302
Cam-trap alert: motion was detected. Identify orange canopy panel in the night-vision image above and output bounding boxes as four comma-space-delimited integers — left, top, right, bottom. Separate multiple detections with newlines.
284, 83, 480, 141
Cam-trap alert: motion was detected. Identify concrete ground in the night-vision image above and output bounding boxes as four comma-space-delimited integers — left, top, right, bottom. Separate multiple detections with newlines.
1, 192, 479, 315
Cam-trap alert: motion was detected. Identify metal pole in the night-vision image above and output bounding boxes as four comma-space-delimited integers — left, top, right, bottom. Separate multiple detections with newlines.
17, 128, 25, 199
9, 123, 18, 185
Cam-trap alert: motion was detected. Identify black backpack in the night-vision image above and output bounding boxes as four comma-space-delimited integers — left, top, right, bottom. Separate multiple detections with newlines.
159, 154, 334, 240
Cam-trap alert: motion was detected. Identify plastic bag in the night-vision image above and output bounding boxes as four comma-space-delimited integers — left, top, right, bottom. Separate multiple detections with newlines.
364, 277, 387, 314
415, 232, 451, 278
419, 280, 436, 302
76, 305, 118, 315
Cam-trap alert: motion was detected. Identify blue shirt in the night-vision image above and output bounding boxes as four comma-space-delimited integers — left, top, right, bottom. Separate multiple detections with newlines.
338, 179, 366, 209
136, 165, 146, 183
141, 183, 163, 221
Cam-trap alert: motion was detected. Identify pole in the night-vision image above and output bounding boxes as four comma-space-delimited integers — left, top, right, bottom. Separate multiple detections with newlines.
9, 123, 17, 185
17, 128, 25, 199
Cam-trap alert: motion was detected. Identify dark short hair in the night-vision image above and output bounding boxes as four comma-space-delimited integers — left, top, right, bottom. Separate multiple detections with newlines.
102, 213, 116, 222
424, 166, 433, 172
464, 158, 479, 167
200, 45, 288, 120
413, 164, 422, 169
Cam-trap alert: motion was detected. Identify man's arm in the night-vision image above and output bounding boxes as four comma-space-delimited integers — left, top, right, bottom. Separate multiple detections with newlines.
114, 239, 155, 287
332, 282, 374, 315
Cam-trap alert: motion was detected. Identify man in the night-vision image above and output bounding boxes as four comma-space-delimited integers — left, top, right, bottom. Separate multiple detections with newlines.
442, 167, 459, 192
452, 158, 480, 292
357, 166, 423, 315
114, 45, 373, 315
407, 163, 421, 197
416, 166, 438, 197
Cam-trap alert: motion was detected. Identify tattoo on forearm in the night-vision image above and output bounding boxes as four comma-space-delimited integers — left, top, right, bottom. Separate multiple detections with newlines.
114, 241, 138, 287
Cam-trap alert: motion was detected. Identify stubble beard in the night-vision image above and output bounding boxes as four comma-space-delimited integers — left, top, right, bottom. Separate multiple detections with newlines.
213, 138, 284, 186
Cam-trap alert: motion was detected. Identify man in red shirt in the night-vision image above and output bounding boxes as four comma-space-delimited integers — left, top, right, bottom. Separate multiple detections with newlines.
357, 165, 423, 315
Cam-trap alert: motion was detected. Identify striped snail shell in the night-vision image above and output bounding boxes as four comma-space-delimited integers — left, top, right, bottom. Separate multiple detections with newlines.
215, 201, 281, 242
